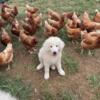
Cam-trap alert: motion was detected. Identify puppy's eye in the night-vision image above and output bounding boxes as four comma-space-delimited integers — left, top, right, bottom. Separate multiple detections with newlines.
50, 45, 52, 48
56, 45, 58, 47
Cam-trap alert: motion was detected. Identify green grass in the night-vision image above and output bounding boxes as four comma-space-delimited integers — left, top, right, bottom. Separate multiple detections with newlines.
94, 92, 100, 100
8, 0, 100, 13
63, 51, 79, 74
0, 73, 32, 100
41, 90, 78, 100
60, 91, 78, 100
58, 28, 70, 44
87, 74, 100, 100
42, 91, 54, 100
88, 74, 100, 89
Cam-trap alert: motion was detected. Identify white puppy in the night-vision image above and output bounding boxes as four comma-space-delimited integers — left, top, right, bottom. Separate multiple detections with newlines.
37, 36, 65, 80
0, 90, 17, 100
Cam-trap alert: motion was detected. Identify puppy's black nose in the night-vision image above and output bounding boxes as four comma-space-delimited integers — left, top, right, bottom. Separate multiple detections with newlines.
53, 52, 57, 55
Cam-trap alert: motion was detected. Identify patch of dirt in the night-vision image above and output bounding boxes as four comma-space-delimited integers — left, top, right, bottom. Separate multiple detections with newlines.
5, 44, 100, 100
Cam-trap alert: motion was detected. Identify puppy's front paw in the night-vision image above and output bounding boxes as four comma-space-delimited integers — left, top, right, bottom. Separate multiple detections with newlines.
36, 64, 43, 70
58, 69, 65, 76
44, 73, 49, 80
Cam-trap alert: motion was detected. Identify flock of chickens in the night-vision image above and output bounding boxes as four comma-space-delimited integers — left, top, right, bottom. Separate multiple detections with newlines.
0, 3, 100, 68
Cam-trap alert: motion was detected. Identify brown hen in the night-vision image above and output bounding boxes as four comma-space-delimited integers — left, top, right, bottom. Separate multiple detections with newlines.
1, 28, 12, 45
82, 11, 100, 31
44, 21, 58, 37
20, 30, 38, 53
0, 43, 13, 70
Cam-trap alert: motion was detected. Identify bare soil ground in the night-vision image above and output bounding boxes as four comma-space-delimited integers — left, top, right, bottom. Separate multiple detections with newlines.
6, 44, 100, 100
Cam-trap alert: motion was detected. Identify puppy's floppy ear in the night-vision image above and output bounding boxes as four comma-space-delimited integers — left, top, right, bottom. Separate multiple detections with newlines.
59, 39, 65, 50
43, 39, 50, 49
43, 40, 48, 47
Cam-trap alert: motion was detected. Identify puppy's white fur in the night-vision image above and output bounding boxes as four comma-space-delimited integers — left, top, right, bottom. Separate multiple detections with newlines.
0, 90, 17, 100
37, 36, 65, 80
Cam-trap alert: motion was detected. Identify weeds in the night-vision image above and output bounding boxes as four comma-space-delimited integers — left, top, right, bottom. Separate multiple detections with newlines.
88, 74, 100, 89
0, 73, 32, 100
63, 52, 79, 74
